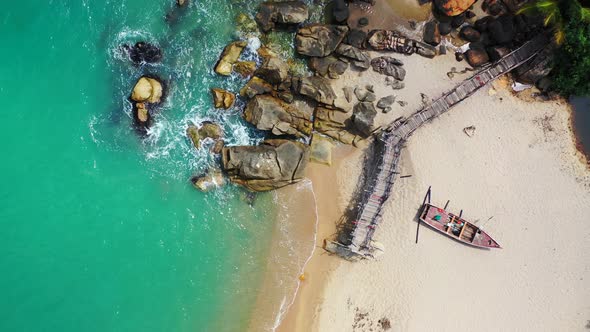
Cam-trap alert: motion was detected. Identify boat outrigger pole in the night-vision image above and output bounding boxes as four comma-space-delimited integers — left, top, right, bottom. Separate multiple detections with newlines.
416, 186, 431, 244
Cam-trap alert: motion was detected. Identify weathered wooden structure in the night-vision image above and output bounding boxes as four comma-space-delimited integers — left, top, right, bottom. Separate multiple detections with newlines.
327, 35, 548, 260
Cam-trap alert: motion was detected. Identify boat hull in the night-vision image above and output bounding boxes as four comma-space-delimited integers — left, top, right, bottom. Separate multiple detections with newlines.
419, 204, 501, 249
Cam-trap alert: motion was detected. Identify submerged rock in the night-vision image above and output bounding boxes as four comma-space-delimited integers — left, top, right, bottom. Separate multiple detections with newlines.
222, 139, 310, 192
186, 122, 223, 149
191, 169, 225, 192
211, 88, 236, 109
123, 42, 162, 64
332, 0, 349, 23
255, 1, 309, 32
295, 24, 349, 57
215, 41, 247, 76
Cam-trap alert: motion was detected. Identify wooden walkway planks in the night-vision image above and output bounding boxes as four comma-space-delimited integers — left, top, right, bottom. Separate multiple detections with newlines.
340, 35, 548, 259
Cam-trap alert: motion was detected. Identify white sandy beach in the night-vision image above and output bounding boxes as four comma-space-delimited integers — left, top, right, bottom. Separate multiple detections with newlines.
277, 35, 590, 332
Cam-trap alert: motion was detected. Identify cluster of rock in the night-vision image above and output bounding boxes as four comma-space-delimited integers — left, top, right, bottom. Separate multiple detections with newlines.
129, 76, 165, 129
423, 0, 545, 68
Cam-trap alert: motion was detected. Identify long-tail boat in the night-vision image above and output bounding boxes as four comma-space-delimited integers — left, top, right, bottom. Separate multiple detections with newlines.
419, 203, 501, 249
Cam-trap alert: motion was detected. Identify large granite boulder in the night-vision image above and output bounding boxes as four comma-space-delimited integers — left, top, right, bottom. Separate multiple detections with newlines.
295, 24, 349, 57
222, 139, 310, 192
215, 41, 247, 76
244, 95, 313, 138
255, 1, 309, 32
292, 75, 337, 105
434, 0, 477, 17
352, 102, 378, 137
254, 56, 290, 85
310, 134, 334, 166
240, 76, 273, 98
370, 56, 406, 81
131, 76, 163, 104
211, 88, 236, 109
123, 42, 162, 64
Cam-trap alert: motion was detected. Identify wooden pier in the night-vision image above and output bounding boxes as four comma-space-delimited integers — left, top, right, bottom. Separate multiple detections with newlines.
329, 35, 548, 259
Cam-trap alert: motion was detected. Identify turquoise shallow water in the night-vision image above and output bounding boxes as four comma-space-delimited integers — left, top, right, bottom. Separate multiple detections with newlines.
0, 1, 286, 331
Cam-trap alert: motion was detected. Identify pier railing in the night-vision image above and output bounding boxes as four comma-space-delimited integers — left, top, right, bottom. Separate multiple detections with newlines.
329, 35, 549, 259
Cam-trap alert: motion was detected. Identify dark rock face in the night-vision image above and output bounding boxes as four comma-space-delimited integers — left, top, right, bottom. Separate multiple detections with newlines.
292, 75, 337, 105
475, 16, 494, 32
295, 24, 349, 57
482, 0, 508, 16
513, 48, 554, 85
352, 102, 378, 137
123, 42, 162, 64
346, 29, 367, 48
488, 15, 515, 44
434, 0, 477, 16
460, 26, 482, 42
332, 0, 349, 23
335, 44, 371, 69
222, 139, 310, 192
423, 20, 441, 46
243, 95, 313, 138
309, 56, 348, 79
439, 21, 453, 36
465, 49, 490, 67
255, 1, 309, 32
370, 56, 406, 81
451, 13, 466, 28
486, 45, 511, 61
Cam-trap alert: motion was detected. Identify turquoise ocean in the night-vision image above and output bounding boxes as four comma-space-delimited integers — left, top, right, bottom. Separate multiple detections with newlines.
0, 1, 319, 331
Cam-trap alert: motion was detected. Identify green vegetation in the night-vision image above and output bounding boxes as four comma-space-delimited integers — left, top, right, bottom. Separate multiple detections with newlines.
519, 0, 590, 96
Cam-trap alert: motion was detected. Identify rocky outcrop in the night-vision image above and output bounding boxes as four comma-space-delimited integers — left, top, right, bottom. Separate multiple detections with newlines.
215, 41, 247, 76
191, 169, 225, 192
240, 77, 273, 98
244, 95, 313, 138
370, 57, 406, 81
222, 139, 310, 192
309, 56, 348, 79
123, 42, 162, 64
234, 61, 257, 77
335, 44, 370, 69
211, 88, 236, 109
255, 1, 309, 32
295, 24, 349, 57
460, 26, 481, 42
254, 56, 290, 85
352, 102, 378, 137
292, 75, 337, 105
434, 0, 477, 16
313, 107, 363, 146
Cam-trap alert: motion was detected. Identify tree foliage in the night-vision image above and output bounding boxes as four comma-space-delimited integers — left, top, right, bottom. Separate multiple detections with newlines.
551, 0, 590, 96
